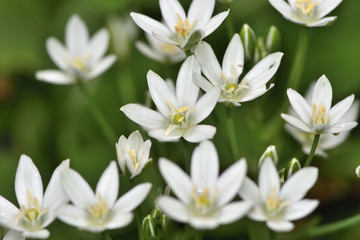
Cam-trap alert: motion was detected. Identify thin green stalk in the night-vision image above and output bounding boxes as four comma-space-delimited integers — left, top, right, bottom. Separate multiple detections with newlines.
102, 231, 113, 240
77, 81, 117, 146
269, 229, 277, 240
225, 107, 240, 160
307, 213, 360, 237
181, 139, 191, 173
304, 134, 320, 167
195, 230, 204, 240
185, 50, 192, 57
225, 3, 234, 39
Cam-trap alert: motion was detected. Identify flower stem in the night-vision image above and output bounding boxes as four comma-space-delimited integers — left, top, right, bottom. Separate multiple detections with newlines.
269, 229, 277, 240
102, 231, 113, 240
195, 230, 204, 240
225, 107, 240, 160
225, 3, 234, 39
304, 134, 320, 167
77, 81, 117, 146
307, 213, 360, 237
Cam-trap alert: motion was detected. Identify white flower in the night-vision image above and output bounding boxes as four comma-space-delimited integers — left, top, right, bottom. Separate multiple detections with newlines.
356, 165, 360, 178
0, 155, 69, 239
269, 0, 343, 27
285, 82, 359, 157
36, 14, 117, 85
116, 130, 152, 179
281, 75, 357, 135
57, 161, 151, 232
239, 158, 319, 232
3, 230, 25, 240
130, 0, 229, 50
121, 56, 221, 143
194, 34, 283, 106
156, 141, 252, 229
136, 33, 186, 64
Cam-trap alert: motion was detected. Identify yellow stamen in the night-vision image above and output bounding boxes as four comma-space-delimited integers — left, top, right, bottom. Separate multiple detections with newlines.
165, 100, 194, 131
88, 194, 109, 222
312, 103, 329, 124
266, 187, 291, 214
127, 149, 139, 170
295, 0, 319, 15
72, 56, 87, 70
174, 14, 197, 39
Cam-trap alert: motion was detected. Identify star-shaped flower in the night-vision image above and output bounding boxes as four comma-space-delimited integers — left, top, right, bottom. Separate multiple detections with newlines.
36, 14, 117, 84
269, 0, 343, 27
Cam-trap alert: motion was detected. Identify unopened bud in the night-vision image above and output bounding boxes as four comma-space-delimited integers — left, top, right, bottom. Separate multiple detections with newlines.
142, 215, 156, 239
151, 207, 162, 220
258, 145, 278, 168
255, 37, 267, 61
286, 158, 301, 179
159, 214, 171, 233
240, 24, 256, 62
356, 165, 360, 178
182, 30, 204, 51
278, 168, 285, 185
266, 26, 281, 53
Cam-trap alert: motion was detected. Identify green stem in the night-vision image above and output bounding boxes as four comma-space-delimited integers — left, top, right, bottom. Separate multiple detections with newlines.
225, 3, 234, 39
181, 139, 191, 173
307, 213, 360, 237
102, 231, 113, 240
185, 50, 192, 57
77, 81, 117, 146
269, 229, 277, 240
304, 134, 320, 167
225, 107, 240, 160
195, 230, 204, 240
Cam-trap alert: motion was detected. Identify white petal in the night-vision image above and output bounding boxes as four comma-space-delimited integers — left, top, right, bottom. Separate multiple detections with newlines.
160, 0, 186, 30
281, 113, 314, 133
156, 196, 189, 223
96, 161, 119, 208
128, 130, 144, 153
135, 41, 165, 62
217, 159, 247, 206
188, 0, 215, 27
312, 75, 332, 110
183, 125, 216, 142
189, 217, 219, 230
202, 10, 229, 37
147, 70, 178, 117
88, 55, 117, 79
192, 86, 221, 123
60, 168, 95, 208
43, 159, 70, 214
243, 52, 283, 89
191, 141, 219, 189
259, 158, 280, 202
284, 200, 319, 221
23, 230, 49, 239
329, 94, 355, 125
240, 84, 274, 102
148, 128, 183, 142
176, 56, 200, 107
307, 16, 337, 27
56, 205, 90, 230
130, 12, 172, 37
193, 72, 214, 92
4, 230, 24, 240
239, 177, 261, 204
269, 0, 297, 23
330, 121, 358, 134
219, 201, 253, 224
107, 212, 134, 229
88, 29, 110, 63
248, 206, 267, 221
194, 41, 222, 83
159, 158, 193, 204
36, 70, 74, 85
317, 0, 343, 19
267, 220, 294, 232
222, 34, 244, 80
113, 183, 151, 214
120, 103, 166, 130
287, 89, 312, 125
280, 167, 318, 202
0, 196, 19, 223
46, 37, 68, 70
66, 14, 89, 56
15, 155, 43, 207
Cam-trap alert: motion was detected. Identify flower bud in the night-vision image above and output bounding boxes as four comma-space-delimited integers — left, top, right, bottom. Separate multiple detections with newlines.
356, 165, 360, 178
278, 168, 285, 186
265, 26, 281, 53
258, 145, 278, 169
159, 214, 171, 233
240, 24, 256, 62
182, 30, 204, 51
142, 215, 156, 239
255, 37, 267, 61
116, 131, 152, 179
286, 158, 301, 179
151, 207, 162, 220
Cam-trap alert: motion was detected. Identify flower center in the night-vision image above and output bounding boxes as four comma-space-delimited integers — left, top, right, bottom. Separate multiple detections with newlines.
87, 194, 110, 224
127, 149, 139, 170
174, 14, 197, 39
220, 71, 249, 100
191, 186, 218, 216
265, 187, 290, 217
312, 103, 329, 125
165, 100, 195, 135
294, 0, 319, 16
72, 56, 87, 71
15, 190, 48, 231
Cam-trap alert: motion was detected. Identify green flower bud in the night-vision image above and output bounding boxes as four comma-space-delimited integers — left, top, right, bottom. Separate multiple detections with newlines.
258, 145, 278, 169
356, 165, 360, 178
255, 37, 267, 61
151, 207, 162, 220
142, 215, 156, 239
286, 158, 301, 179
159, 214, 171, 233
278, 168, 285, 186
266, 26, 281, 53
240, 24, 256, 62
182, 30, 204, 51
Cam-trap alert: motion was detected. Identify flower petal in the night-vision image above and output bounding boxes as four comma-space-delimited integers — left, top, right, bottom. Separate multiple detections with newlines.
135, 41, 165, 62
193, 72, 214, 92
330, 121, 358, 135
191, 141, 219, 189
192, 86, 221, 123
15, 155, 43, 207
148, 128, 183, 142
287, 88, 312, 125
183, 125, 216, 142
113, 183, 151, 214
0, 196, 19, 223
266, 220, 294, 232
240, 84, 274, 102
312, 75, 332, 111
219, 201, 253, 224
248, 206, 267, 221
280, 167, 318, 202
88, 55, 117, 79
120, 103, 166, 130
329, 94, 355, 125
194, 41, 222, 83
56, 205, 90, 230
317, 0, 343, 19
23, 230, 50, 239
222, 34, 244, 80
284, 199, 319, 221
66, 14, 89, 56
159, 158, 193, 204
189, 217, 219, 230
46, 37, 68, 70
107, 212, 134, 229
202, 10, 229, 37
96, 161, 119, 208
156, 196, 189, 223
130, 12, 172, 38
281, 113, 314, 133
36, 70, 74, 85
217, 159, 247, 206
160, 0, 186, 30
4, 230, 24, 240
188, 0, 215, 27
239, 177, 262, 204
88, 28, 110, 63
307, 16, 337, 27
259, 158, 280, 202
269, 0, 297, 23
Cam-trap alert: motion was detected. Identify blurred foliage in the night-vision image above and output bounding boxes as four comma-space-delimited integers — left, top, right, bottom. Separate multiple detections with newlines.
0, 0, 360, 239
